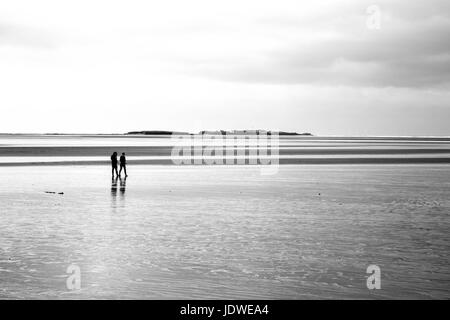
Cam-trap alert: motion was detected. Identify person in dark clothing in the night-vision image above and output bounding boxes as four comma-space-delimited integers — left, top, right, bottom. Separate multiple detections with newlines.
119, 152, 128, 177
111, 152, 119, 177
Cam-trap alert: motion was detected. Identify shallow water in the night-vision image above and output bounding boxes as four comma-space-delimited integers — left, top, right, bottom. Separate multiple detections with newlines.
0, 165, 449, 299
1, 135, 450, 166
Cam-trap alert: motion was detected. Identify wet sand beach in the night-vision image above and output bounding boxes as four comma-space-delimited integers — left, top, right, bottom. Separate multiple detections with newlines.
0, 135, 449, 299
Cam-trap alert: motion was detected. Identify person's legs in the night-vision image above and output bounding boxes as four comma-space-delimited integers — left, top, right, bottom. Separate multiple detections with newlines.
124, 165, 127, 176
114, 166, 119, 177
119, 165, 123, 176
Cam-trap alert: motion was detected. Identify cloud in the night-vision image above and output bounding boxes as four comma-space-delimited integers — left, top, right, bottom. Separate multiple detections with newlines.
175, 0, 450, 88
0, 22, 56, 48
0, 0, 449, 134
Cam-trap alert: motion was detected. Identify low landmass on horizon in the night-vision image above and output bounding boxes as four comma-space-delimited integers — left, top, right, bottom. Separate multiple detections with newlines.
126, 130, 313, 136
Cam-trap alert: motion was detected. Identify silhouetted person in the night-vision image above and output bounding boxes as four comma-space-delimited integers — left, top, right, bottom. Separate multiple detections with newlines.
119, 152, 128, 177
111, 152, 119, 177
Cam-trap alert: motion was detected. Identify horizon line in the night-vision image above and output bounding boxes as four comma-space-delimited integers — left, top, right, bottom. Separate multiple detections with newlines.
1, 133, 450, 138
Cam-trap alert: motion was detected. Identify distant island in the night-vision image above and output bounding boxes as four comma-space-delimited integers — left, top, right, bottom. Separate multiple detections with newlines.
126, 130, 313, 136
126, 130, 191, 135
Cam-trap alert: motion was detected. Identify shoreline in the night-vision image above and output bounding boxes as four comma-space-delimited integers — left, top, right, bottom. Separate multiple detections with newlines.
1, 158, 450, 167
1, 135, 449, 167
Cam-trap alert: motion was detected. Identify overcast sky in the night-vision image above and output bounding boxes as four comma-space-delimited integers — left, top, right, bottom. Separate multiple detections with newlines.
1, 0, 449, 135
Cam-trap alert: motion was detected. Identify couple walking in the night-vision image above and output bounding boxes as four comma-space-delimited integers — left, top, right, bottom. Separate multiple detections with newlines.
111, 152, 128, 178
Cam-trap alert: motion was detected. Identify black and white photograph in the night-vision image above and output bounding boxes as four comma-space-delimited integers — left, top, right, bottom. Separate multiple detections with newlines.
0, 0, 449, 304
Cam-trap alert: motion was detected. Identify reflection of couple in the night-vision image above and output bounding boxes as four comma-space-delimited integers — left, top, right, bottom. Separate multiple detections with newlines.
111, 175, 126, 195
111, 152, 128, 178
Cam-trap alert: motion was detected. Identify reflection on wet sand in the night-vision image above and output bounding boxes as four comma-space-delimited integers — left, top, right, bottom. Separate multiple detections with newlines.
120, 176, 126, 195
111, 176, 126, 208
111, 176, 118, 195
